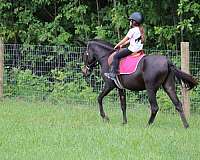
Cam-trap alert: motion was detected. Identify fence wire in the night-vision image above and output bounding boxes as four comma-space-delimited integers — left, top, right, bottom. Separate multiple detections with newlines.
2, 44, 200, 113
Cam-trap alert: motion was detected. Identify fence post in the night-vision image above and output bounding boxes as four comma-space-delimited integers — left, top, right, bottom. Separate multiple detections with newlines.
0, 38, 4, 99
181, 42, 190, 117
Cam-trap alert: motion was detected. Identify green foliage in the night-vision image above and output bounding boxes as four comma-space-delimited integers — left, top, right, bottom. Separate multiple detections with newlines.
4, 68, 49, 98
1, 0, 199, 50
49, 69, 98, 103
4, 67, 98, 103
157, 90, 174, 112
154, 26, 179, 49
190, 84, 200, 112
93, 26, 108, 40
111, 4, 128, 31
177, 0, 200, 45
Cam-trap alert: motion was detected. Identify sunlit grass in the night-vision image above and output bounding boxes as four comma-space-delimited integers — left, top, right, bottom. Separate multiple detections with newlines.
0, 99, 199, 160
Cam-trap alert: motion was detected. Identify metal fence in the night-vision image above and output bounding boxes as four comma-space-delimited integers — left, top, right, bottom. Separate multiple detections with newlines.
2, 44, 200, 113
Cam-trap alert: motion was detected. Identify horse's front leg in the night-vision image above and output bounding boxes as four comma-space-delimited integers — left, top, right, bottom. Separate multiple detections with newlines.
118, 89, 127, 124
98, 83, 114, 122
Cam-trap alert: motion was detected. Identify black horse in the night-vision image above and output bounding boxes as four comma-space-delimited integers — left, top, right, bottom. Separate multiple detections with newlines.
82, 39, 198, 128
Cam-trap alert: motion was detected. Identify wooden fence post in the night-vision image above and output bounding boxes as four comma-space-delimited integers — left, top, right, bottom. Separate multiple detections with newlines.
0, 38, 4, 99
181, 42, 190, 117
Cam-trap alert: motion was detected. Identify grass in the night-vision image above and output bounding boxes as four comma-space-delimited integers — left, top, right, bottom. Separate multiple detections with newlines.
0, 99, 199, 160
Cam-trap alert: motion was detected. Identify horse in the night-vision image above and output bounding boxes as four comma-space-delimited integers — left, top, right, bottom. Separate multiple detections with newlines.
81, 39, 198, 128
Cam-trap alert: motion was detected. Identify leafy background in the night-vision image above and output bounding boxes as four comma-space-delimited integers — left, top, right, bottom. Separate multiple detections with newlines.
1, 0, 200, 50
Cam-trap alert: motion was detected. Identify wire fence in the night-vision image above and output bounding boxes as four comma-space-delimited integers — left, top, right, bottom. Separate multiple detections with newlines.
2, 44, 200, 113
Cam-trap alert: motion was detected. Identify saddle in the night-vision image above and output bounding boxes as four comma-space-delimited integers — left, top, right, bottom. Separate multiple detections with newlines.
108, 50, 145, 74
108, 49, 145, 89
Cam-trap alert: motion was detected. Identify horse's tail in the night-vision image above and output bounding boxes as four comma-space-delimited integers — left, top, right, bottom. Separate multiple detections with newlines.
168, 60, 198, 90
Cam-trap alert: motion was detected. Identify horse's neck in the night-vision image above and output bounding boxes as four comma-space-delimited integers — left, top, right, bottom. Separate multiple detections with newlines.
99, 60, 110, 73
96, 50, 111, 73
91, 41, 113, 72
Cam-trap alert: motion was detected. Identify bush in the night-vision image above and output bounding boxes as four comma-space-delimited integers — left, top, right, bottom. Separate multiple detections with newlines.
4, 68, 49, 99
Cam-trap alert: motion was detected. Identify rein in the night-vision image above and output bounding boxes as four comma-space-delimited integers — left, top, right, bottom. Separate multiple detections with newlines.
85, 49, 116, 71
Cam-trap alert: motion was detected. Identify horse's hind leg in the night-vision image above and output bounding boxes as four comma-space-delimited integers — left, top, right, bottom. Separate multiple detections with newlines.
118, 89, 127, 124
98, 83, 114, 122
146, 87, 159, 125
163, 72, 189, 128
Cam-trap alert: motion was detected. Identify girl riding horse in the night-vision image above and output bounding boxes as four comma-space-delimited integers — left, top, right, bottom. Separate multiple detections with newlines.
105, 12, 145, 80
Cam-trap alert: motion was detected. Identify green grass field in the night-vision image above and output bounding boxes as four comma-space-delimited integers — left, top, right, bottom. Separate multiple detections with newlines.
0, 99, 199, 160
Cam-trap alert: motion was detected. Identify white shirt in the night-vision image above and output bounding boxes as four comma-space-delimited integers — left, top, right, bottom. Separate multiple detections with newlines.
126, 27, 143, 52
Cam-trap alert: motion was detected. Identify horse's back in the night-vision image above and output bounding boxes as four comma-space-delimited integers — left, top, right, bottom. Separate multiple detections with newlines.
120, 54, 169, 91
143, 55, 168, 72
143, 55, 169, 85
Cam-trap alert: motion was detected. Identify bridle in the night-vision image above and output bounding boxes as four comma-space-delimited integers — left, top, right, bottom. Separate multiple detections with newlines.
84, 47, 116, 72
84, 50, 98, 71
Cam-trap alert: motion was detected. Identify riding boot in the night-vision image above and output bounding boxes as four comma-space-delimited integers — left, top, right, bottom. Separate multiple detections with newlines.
104, 65, 118, 80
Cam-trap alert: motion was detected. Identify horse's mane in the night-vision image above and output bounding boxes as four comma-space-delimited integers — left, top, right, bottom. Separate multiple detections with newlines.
92, 39, 114, 47
89, 39, 114, 51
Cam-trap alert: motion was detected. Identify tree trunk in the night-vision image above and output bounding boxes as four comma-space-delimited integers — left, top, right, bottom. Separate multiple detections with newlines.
96, 0, 100, 26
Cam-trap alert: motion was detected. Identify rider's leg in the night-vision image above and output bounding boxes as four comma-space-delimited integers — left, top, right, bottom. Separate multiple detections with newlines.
105, 48, 132, 80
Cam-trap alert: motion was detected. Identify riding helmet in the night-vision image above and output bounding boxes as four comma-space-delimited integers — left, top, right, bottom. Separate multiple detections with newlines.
128, 12, 144, 24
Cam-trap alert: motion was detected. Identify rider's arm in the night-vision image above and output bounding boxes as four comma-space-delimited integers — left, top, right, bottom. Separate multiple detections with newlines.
122, 39, 130, 46
114, 36, 129, 49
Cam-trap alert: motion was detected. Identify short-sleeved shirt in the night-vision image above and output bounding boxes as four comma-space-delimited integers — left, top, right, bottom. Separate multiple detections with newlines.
126, 27, 143, 52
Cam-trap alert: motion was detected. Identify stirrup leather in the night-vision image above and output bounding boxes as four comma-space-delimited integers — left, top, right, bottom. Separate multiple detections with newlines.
114, 75, 124, 89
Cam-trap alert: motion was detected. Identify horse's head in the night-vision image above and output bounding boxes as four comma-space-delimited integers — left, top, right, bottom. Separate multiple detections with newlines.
81, 43, 97, 77
81, 39, 114, 77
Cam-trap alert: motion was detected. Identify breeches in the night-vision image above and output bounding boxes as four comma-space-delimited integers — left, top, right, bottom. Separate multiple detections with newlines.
112, 48, 132, 72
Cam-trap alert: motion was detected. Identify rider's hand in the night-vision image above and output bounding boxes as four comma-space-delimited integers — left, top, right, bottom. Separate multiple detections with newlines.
114, 44, 123, 50
114, 45, 119, 49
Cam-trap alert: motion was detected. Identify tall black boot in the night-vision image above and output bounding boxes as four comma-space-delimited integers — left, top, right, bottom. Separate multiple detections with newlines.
104, 65, 117, 80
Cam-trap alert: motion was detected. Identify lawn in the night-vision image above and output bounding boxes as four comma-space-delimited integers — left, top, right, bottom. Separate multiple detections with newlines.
0, 99, 199, 160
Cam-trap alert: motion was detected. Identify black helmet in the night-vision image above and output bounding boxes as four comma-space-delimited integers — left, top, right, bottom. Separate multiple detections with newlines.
128, 12, 144, 24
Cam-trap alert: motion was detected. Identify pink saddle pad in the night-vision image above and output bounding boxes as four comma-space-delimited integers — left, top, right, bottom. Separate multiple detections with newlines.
119, 53, 145, 74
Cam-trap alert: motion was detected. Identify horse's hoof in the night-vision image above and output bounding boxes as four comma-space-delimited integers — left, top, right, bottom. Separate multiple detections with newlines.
122, 121, 127, 125
103, 116, 110, 122
184, 124, 189, 129
145, 123, 152, 128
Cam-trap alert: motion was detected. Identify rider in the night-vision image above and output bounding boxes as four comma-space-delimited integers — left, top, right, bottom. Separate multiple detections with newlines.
104, 12, 145, 80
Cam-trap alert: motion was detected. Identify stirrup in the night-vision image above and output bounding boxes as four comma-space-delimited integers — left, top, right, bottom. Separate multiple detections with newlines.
104, 73, 116, 80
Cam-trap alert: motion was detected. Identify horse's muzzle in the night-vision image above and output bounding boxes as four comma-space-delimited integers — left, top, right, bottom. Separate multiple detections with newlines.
81, 66, 91, 77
